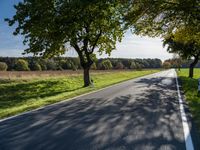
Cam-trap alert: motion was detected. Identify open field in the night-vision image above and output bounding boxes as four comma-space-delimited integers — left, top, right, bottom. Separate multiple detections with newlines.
0, 70, 129, 80
0, 69, 160, 119
178, 69, 200, 131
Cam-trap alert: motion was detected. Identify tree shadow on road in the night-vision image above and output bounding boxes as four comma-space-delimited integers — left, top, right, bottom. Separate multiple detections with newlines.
0, 77, 191, 150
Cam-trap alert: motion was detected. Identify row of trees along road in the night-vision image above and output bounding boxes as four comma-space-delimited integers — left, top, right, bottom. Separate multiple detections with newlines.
164, 58, 200, 70
125, 0, 199, 78
6, 0, 200, 86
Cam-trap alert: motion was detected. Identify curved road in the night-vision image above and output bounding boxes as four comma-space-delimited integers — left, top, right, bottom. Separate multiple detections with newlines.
0, 69, 199, 150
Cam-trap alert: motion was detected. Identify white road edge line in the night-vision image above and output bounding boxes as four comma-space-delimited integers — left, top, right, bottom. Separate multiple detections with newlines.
175, 70, 194, 150
0, 71, 162, 123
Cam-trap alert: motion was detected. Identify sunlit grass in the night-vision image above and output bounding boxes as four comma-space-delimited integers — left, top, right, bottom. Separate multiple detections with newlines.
178, 68, 200, 131
0, 70, 160, 119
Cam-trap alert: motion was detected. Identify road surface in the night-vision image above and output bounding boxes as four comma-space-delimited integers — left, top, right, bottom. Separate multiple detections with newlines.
0, 69, 199, 150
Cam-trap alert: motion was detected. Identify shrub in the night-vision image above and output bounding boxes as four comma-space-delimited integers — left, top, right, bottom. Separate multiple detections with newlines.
14, 59, 30, 71
0, 62, 8, 71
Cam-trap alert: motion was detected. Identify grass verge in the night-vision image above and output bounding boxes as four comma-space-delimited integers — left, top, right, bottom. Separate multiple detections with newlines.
0, 70, 160, 119
178, 68, 200, 131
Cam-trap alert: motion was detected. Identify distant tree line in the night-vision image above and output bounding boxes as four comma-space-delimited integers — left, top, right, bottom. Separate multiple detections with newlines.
0, 57, 162, 71
163, 58, 200, 69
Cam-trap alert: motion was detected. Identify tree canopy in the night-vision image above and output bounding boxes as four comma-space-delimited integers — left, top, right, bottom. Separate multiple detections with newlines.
163, 26, 200, 59
6, 0, 126, 86
163, 25, 200, 77
125, 0, 200, 37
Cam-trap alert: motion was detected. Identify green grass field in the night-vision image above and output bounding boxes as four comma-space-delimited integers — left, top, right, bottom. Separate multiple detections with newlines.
0, 70, 160, 119
178, 69, 200, 130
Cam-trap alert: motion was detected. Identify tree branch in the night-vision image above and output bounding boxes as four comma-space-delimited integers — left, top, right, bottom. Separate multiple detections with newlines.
72, 42, 86, 67
154, 0, 178, 6
83, 25, 90, 52
90, 30, 102, 54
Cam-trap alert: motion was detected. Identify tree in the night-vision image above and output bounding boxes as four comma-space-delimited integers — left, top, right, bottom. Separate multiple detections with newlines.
130, 61, 137, 69
6, 0, 125, 86
100, 59, 113, 70
0, 62, 8, 71
162, 61, 171, 69
115, 62, 124, 69
29, 59, 42, 71
125, 0, 200, 37
0, 57, 16, 71
163, 26, 200, 78
121, 59, 131, 69
31, 62, 42, 71
91, 63, 97, 70
59, 60, 67, 70
141, 59, 149, 68
46, 60, 57, 70
172, 54, 183, 71
135, 62, 143, 70
38, 59, 48, 71
14, 59, 30, 71
71, 62, 78, 71
70, 57, 81, 69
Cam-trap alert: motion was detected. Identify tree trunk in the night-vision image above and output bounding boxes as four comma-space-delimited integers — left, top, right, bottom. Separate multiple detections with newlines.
189, 66, 194, 78
72, 44, 94, 87
83, 67, 91, 87
189, 56, 199, 78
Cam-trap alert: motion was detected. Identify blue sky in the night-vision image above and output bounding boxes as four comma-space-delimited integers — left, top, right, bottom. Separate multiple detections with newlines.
0, 0, 173, 61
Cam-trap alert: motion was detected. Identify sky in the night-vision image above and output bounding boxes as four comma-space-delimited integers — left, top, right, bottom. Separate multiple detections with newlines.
0, 0, 173, 61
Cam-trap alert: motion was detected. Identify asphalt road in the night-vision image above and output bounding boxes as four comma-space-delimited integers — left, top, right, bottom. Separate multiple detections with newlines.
0, 69, 198, 150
